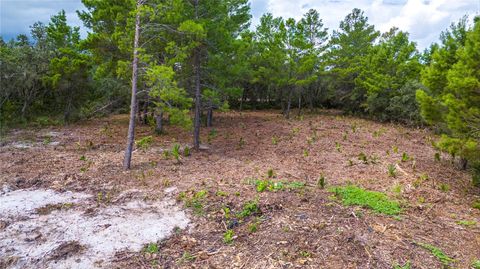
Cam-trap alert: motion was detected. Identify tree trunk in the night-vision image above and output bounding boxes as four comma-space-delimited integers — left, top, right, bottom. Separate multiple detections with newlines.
155, 110, 163, 134
297, 92, 302, 117
123, 1, 141, 170
142, 96, 149, 125
285, 90, 292, 119
193, 0, 201, 150
206, 107, 213, 127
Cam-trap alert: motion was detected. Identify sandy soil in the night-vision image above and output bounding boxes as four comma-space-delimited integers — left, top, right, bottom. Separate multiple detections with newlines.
0, 110, 479, 269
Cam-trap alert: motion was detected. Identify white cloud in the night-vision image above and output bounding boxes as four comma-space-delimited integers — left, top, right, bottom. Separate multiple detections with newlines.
252, 0, 479, 49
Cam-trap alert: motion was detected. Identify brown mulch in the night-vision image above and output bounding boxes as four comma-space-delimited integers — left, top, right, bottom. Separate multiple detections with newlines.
1, 110, 479, 269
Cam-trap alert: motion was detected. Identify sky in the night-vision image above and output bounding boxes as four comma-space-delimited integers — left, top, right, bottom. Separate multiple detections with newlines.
1, 0, 479, 49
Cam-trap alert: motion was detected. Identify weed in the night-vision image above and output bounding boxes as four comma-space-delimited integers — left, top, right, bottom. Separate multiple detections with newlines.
473, 200, 480, 210
351, 123, 357, 133
162, 178, 171, 187
207, 128, 217, 143
178, 251, 196, 263
434, 152, 441, 162
335, 142, 341, 152
183, 146, 191, 157
456, 220, 476, 227
388, 164, 397, 177
267, 168, 275, 178
299, 250, 311, 258
216, 190, 228, 197
79, 155, 87, 161
136, 136, 153, 150
472, 260, 480, 269
392, 145, 399, 154
292, 127, 300, 135
238, 137, 246, 149
439, 183, 450, 192
330, 185, 401, 215
358, 152, 368, 164
413, 174, 429, 188
416, 242, 455, 266
163, 150, 170, 159
171, 143, 181, 162
254, 179, 305, 192
178, 190, 208, 215
272, 136, 278, 145
343, 132, 348, 141
317, 175, 326, 189
401, 152, 410, 162
43, 136, 52, 145
303, 149, 309, 157
391, 184, 402, 195
237, 199, 260, 218
348, 159, 354, 166
223, 229, 234, 244
145, 243, 159, 254
248, 222, 258, 233
393, 261, 411, 269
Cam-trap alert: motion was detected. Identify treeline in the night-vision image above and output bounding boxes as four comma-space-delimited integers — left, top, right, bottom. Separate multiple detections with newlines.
0, 1, 479, 183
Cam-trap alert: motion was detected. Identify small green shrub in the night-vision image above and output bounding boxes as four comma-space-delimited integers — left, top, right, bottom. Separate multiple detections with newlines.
183, 145, 191, 157
439, 183, 450, 192
392, 145, 399, 154
434, 152, 441, 162
472, 260, 480, 269
473, 200, 480, 210
317, 175, 326, 189
237, 199, 260, 218
171, 143, 181, 162
267, 168, 275, 178
388, 164, 397, 177
145, 243, 159, 254
329, 185, 401, 215
358, 152, 368, 164
401, 152, 410, 162
178, 190, 208, 215
223, 229, 234, 244
335, 142, 341, 152
272, 136, 278, 145
136, 136, 153, 150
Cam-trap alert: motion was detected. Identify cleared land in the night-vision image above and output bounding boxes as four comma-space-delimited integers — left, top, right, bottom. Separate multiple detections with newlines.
0, 110, 479, 268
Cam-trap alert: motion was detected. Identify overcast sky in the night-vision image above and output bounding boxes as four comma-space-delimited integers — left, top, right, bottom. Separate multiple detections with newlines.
1, 0, 479, 49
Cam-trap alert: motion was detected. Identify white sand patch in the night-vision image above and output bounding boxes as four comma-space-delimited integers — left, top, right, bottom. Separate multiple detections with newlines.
0, 189, 89, 219
0, 189, 189, 269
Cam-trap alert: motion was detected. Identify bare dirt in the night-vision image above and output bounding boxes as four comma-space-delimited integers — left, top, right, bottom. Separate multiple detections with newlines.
0, 110, 479, 269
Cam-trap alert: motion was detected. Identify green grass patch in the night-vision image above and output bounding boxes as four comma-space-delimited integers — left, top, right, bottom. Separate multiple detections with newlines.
329, 185, 401, 215
456, 220, 477, 227
416, 242, 455, 266
472, 260, 480, 269
253, 179, 305, 192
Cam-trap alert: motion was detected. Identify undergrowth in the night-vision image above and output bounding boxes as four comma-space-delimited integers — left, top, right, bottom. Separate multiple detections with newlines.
329, 185, 401, 215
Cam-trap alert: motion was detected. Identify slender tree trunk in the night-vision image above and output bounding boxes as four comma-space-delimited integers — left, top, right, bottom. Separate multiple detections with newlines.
206, 107, 213, 127
297, 91, 302, 117
142, 96, 149, 124
193, 0, 201, 150
123, 1, 141, 170
285, 90, 292, 119
155, 110, 163, 134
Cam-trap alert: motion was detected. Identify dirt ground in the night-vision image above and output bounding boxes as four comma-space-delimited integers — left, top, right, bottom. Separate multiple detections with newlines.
1, 110, 479, 269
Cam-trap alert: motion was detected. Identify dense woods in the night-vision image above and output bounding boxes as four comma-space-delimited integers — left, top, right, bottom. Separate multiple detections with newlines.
0, 1, 479, 184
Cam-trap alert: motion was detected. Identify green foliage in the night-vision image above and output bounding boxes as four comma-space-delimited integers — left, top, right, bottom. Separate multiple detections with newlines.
416, 242, 455, 266
136, 136, 153, 150
417, 18, 480, 186
171, 143, 181, 162
330, 185, 401, 215
223, 229, 234, 244
178, 190, 208, 215
267, 168, 275, 178
145, 243, 159, 254
387, 164, 397, 177
237, 199, 260, 218
472, 260, 480, 269
317, 174, 326, 189
183, 145, 191, 157
254, 179, 305, 192
401, 152, 410, 162
456, 220, 476, 227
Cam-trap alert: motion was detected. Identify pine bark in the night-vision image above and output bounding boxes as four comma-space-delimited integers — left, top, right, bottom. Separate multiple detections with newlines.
123, 1, 141, 169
